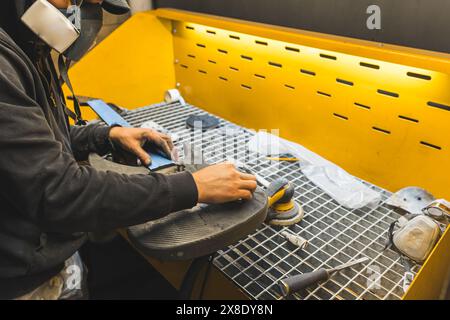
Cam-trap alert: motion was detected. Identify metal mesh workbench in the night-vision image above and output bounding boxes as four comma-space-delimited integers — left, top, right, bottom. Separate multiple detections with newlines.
115, 101, 420, 300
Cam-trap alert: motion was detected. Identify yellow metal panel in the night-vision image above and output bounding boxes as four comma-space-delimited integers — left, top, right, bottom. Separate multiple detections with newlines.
162, 13, 450, 202
155, 9, 450, 73
64, 12, 176, 120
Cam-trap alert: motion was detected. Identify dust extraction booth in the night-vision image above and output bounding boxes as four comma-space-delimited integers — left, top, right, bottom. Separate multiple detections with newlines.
64, 1, 450, 300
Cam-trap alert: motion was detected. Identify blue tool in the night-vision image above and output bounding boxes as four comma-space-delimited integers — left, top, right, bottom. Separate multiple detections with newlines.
87, 99, 174, 171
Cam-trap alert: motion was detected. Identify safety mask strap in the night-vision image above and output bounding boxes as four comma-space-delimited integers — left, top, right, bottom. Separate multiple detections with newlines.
63, 1, 103, 61
57, 1, 103, 125
58, 55, 86, 125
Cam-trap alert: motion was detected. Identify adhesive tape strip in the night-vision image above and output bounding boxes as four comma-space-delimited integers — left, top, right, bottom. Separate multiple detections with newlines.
164, 89, 185, 105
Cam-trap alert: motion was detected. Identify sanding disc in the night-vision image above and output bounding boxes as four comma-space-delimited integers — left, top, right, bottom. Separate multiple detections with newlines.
186, 115, 220, 130
267, 202, 304, 226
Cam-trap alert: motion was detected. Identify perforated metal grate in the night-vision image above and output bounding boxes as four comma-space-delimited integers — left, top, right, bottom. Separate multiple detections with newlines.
115, 101, 420, 300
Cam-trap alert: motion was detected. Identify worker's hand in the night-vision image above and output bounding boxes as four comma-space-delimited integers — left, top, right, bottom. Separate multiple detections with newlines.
109, 127, 174, 166
192, 162, 257, 204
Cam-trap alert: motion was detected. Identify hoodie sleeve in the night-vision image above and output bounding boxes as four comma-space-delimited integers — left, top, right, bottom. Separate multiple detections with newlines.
0, 44, 198, 234
69, 123, 113, 160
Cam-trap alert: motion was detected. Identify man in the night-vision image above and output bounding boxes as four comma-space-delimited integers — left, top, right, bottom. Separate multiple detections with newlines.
0, 0, 257, 299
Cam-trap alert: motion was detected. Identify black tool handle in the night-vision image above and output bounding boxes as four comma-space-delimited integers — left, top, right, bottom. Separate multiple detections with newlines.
279, 269, 329, 296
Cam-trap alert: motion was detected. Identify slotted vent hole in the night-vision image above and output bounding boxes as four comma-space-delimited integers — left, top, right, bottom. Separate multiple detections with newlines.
427, 101, 450, 112
355, 102, 371, 110
337, 78, 354, 86
269, 61, 282, 68
320, 53, 337, 60
285, 46, 300, 52
241, 55, 253, 61
372, 127, 391, 134
333, 113, 349, 120
360, 62, 380, 69
398, 115, 419, 123
377, 89, 399, 98
407, 72, 431, 80
300, 69, 316, 76
284, 84, 295, 90
420, 141, 441, 150
317, 91, 332, 97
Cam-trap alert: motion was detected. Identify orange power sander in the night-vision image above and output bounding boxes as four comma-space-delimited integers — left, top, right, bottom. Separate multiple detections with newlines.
265, 178, 303, 226
235, 163, 304, 226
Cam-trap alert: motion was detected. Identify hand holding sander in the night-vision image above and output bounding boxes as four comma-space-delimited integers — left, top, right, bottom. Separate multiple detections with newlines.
237, 162, 303, 226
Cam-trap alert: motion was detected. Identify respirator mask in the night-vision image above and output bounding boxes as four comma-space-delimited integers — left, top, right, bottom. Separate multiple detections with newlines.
21, 0, 103, 61
20, 0, 103, 124
18, 0, 129, 124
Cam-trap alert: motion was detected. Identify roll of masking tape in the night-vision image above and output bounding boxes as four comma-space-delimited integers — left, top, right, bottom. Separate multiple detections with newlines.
164, 89, 185, 105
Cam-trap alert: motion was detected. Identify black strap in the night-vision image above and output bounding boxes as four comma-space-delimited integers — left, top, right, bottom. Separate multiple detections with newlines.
400, 256, 412, 272
199, 254, 215, 300
383, 214, 415, 252
179, 255, 211, 300
383, 220, 398, 251
44, 56, 77, 124
58, 55, 86, 125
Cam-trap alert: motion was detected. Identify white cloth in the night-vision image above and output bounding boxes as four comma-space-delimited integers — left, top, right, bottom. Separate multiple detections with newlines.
248, 131, 381, 209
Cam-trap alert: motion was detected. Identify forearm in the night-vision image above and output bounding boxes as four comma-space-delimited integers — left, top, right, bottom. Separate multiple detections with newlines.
69, 123, 113, 161
2, 133, 198, 233
35, 157, 199, 233
0, 98, 197, 234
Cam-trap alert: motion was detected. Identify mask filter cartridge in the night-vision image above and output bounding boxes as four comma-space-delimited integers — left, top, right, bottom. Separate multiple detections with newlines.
21, 0, 80, 53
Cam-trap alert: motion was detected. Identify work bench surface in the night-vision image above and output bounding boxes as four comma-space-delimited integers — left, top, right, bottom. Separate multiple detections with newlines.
107, 101, 419, 300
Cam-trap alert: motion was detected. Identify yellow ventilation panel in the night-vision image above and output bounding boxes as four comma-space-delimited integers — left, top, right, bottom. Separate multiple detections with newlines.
65, 12, 176, 120
154, 9, 450, 200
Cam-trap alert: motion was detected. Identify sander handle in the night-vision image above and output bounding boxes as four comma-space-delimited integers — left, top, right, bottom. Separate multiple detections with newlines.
279, 256, 369, 296
279, 269, 330, 296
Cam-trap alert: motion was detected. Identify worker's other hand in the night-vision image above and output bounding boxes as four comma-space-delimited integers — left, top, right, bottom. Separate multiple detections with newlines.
192, 163, 257, 204
109, 127, 174, 166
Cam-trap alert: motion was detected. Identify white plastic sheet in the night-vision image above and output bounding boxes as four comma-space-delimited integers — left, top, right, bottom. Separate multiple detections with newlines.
247, 131, 381, 209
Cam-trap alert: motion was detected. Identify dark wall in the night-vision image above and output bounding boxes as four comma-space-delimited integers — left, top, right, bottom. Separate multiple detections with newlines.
154, 0, 450, 53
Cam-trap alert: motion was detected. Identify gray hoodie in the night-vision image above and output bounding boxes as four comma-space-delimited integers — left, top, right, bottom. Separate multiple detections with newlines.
0, 27, 198, 299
